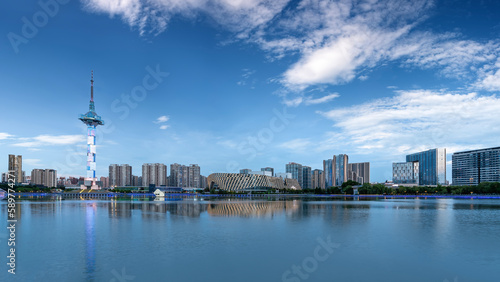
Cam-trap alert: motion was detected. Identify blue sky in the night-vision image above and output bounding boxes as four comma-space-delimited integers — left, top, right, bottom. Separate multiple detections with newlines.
1, 0, 500, 182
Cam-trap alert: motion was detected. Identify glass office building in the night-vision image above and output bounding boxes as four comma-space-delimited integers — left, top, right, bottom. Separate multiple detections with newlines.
393, 162, 419, 185
334, 154, 348, 187
406, 148, 446, 185
323, 159, 333, 188
302, 166, 312, 189
261, 167, 274, 176
286, 162, 303, 188
452, 146, 500, 185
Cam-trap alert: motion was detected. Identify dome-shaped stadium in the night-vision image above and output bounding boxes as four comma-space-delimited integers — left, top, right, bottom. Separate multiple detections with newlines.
207, 173, 301, 192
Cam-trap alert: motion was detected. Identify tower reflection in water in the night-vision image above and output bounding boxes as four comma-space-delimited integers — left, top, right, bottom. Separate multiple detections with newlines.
85, 203, 96, 280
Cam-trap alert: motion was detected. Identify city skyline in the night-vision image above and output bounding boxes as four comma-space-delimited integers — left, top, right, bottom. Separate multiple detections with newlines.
2, 1, 500, 182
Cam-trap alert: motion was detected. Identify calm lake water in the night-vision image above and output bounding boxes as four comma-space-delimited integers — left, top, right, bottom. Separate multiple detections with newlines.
1, 196, 499, 282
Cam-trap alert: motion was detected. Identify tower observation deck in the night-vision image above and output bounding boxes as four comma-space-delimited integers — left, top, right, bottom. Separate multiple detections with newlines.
79, 71, 104, 189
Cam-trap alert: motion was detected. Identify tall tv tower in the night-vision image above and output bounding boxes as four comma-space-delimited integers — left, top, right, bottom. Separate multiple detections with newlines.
79, 71, 104, 190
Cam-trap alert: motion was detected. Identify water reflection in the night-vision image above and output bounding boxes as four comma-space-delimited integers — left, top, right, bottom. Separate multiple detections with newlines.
207, 200, 299, 217
2, 196, 500, 282
85, 203, 96, 281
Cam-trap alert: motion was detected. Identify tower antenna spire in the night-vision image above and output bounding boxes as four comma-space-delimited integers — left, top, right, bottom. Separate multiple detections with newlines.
90, 70, 94, 102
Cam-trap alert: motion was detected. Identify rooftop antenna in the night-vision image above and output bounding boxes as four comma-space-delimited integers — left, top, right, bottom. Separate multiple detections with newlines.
90, 70, 94, 102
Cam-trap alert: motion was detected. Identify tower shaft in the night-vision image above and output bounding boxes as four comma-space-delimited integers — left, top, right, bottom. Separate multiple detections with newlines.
85, 125, 97, 186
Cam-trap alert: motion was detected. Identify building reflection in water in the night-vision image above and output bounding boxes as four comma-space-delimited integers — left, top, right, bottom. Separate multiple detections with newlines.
207, 200, 299, 217
107, 198, 209, 219
103, 197, 376, 219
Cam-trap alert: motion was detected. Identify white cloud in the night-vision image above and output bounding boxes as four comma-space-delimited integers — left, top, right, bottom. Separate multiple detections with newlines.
304, 93, 339, 105
254, 1, 500, 93
282, 25, 412, 88
12, 135, 85, 148
396, 34, 500, 79
237, 68, 256, 86
154, 115, 170, 123
474, 58, 500, 91
82, 0, 289, 36
159, 125, 170, 130
358, 75, 369, 81
283, 97, 303, 107
0, 133, 13, 140
82, 0, 500, 95
279, 138, 312, 152
317, 90, 500, 156
478, 69, 500, 91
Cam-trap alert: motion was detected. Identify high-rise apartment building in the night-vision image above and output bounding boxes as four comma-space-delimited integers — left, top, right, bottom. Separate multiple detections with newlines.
286, 162, 303, 188
131, 175, 139, 186
169, 163, 200, 188
312, 169, 325, 189
142, 163, 167, 187
302, 166, 312, 189
121, 165, 132, 186
333, 154, 348, 187
31, 169, 57, 188
200, 175, 207, 189
406, 148, 446, 185
170, 163, 182, 186
348, 162, 370, 184
188, 164, 201, 188
452, 146, 500, 185
100, 176, 109, 188
109, 164, 119, 187
323, 159, 333, 188
8, 154, 23, 184
109, 164, 133, 187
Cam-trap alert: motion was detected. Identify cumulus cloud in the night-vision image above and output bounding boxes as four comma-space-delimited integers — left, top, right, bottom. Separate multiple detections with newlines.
316, 90, 500, 156
159, 125, 170, 130
12, 135, 85, 148
282, 25, 412, 88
